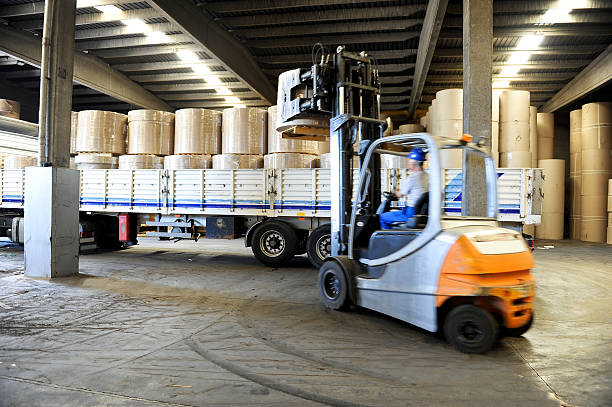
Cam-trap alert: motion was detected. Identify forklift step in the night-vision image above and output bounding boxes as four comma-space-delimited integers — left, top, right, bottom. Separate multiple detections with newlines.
145, 221, 193, 228
146, 231, 195, 239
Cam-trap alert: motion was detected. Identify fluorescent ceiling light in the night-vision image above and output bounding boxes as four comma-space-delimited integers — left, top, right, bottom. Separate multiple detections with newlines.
540, 8, 572, 24
144, 31, 170, 43
516, 34, 545, 50
500, 66, 521, 77
205, 76, 223, 85
93, 5, 122, 18
225, 96, 241, 104
215, 87, 232, 96
507, 52, 531, 65
191, 64, 211, 76
177, 50, 200, 63
121, 18, 150, 33
492, 80, 510, 89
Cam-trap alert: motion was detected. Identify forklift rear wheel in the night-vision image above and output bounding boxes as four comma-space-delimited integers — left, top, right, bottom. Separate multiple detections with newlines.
251, 221, 298, 267
318, 260, 350, 310
503, 313, 533, 337
443, 305, 498, 353
306, 225, 331, 268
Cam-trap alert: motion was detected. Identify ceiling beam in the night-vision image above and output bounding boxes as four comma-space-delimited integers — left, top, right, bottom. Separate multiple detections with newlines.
206, 0, 410, 13
13, 8, 162, 30
248, 32, 420, 49
255, 50, 417, 65
426, 72, 575, 82
447, 0, 611, 13
157, 92, 258, 101
541, 44, 612, 112
430, 61, 590, 71
439, 25, 611, 39
143, 83, 251, 93
127, 72, 242, 84
89, 44, 199, 59
74, 23, 176, 40
408, 0, 449, 117
444, 11, 612, 27
149, 0, 276, 104
172, 100, 267, 109
0, 25, 171, 111
0, 1, 138, 17
435, 44, 608, 57
75, 34, 193, 51
112, 61, 223, 73
262, 63, 415, 77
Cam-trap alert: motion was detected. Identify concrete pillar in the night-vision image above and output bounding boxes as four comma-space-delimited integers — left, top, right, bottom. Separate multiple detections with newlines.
24, 0, 79, 278
461, 0, 492, 217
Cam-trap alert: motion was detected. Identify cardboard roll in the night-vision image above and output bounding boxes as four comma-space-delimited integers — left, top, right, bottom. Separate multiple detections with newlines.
491, 121, 499, 167
263, 153, 319, 169
437, 119, 463, 140
212, 154, 264, 169
580, 217, 607, 243
440, 149, 463, 169
222, 107, 267, 155
536, 112, 554, 140
118, 154, 164, 169
500, 90, 530, 123
569, 109, 582, 148
581, 125, 612, 150
435, 89, 462, 121
568, 215, 581, 240
581, 148, 612, 171
492, 89, 503, 122
398, 124, 425, 134
582, 102, 612, 127
3, 156, 36, 169
538, 137, 554, 161
164, 154, 212, 169
174, 109, 221, 155
319, 153, 359, 169
581, 170, 612, 196
581, 194, 608, 217
569, 152, 581, 174
430, 99, 438, 136
0, 99, 20, 119
499, 121, 530, 152
569, 175, 582, 213
608, 226, 612, 244
127, 110, 174, 156
535, 211, 564, 240
75, 153, 115, 169
76, 110, 128, 154
529, 106, 538, 167
70, 111, 78, 155
538, 159, 565, 214
500, 151, 531, 168
267, 106, 321, 154
380, 154, 410, 169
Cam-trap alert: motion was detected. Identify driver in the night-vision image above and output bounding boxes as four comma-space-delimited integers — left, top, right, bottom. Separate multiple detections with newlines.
380, 148, 428, 229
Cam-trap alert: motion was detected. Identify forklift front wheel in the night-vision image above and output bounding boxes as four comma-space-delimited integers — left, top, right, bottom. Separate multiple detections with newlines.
443, 305, 498, 353
318, 260, 350, 310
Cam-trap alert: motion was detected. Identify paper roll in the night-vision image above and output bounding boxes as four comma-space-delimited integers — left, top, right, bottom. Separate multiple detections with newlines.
500, 151, 531, 168
0, 99, 20, 119
380, 154, 410, 169
492, 89, 502, 122
76, 110, 128, 154
436, 89, 462, 121
70, 111, 78, 155
581, 217, 608, 243
267, 106, 320, 154
500, 121, 530, 152
581, 125, 612, 150
3, 156, 36, 169
398, 124, 425, 134
222, 107, 267, 154
500, 90, 530, 123
535, 212, 564, 240
127, 110, 174, 156
75, 153, 114, 169
174, 109, 221, 155
529, 106, 538, 167
569, 109, 582, 155
164, 154, 212, 169
263, 153, 319, 169
437, 119, 463, 140
431, 99, 438, 137
582, 102, 612, 126
118, 154, 164, 169
440, 149, 463, 169
581, 171, 612, 196
212, 154, 264, 169
581, 148, 612, 171
538, 159, 565, 214
319, 153, 359, 169
491, 121, 499, 167
569, 215, 581, 240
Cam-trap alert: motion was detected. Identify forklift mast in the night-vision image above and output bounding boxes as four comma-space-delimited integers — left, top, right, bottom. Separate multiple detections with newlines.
279, 45, 385, 256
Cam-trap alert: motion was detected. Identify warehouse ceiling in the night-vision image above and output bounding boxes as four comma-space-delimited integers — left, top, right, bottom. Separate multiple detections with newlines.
0, 0, 610, 118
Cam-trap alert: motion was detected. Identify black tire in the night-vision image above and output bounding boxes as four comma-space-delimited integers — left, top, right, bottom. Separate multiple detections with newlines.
318, 260, 350, 310
443, 305, 498, 353
251, 221, 298, 267
306, 225, 331, 268
503, 313, 533, 337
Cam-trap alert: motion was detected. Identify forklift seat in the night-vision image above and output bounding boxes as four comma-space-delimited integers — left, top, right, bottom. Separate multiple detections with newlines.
390, 192, 429, 229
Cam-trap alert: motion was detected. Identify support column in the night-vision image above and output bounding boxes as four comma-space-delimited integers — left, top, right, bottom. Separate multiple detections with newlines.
461, 0, 492, 217
24, 0, 79, 278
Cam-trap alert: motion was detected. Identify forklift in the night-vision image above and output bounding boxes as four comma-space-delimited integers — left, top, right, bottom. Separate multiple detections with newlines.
278, 45, 535, 353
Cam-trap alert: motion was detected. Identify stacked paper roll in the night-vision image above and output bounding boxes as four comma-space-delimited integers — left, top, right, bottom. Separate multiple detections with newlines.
267, 106, 320, 154
77, 110, 128, 155
118, 154, 163, 169
580, 102, 612, 242
529, 107, 538, 168
319, 153, 359, 169
70, 111, 78, 155
490, 90, 502, 167
536, 113, 554, 160
3, 156, 36, 169
435, 89, 463, 140
127, 110, 174, 156
264, 153, 319, 169
440, 149, 463, 169
499, 91, 530, 168
0, 99, 20, 119
535, 159, 565, 239
174, 109, 221, 155
430, 99, 438, 137
212, 154, 263, 169
164, 155, 212, 169
398, 124, 425, 134
74, 153, 115, 169
222, 107, 266, 155
569, 109, 582, 239
381, 154, 410, 169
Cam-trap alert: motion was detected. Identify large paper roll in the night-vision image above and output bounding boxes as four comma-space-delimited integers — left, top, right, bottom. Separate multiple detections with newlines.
536, 112, 554, 160
267, 106, 320, 154
174, 109, 221, 155
582, 102, 612, 126
581, 217, 608, 242
263, 153, 319, 169
70, 111, 78, 155
581, 125, 612, 150
437, 119, 463, 140
164, 154, 212, 169
491, 121, 499, 167
212, 154, 264, 169
430, 99, 438, 137
581, 148, 612, 171
398, 124, 425, 134
440, 149, 463, 169
569, 109, 582, 154
436, 89, 462, 121
499, 121, 530, 152
529, 106, 538, 167
0, 99, 20, 119
127, 110, 174, 156
500, 151, 531, 168
222, 107, 267, 154
319, 153, 358, 169
118, 154, 164, 169
77, 110, 128, 154
3, 156, 36, 169
492, 89, 502, 122
535, 159, 565, 239
75, 153, 115, 169
500, 91, 530, 123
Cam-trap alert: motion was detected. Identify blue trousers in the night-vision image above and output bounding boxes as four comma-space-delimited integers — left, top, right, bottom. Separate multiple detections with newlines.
380, 206, 415, 229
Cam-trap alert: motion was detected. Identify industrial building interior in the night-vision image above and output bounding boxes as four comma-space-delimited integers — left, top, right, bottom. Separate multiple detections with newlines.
0, 1, 610, 406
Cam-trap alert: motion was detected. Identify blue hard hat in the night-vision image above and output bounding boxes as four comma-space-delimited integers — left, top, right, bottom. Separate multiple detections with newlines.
408, 148, 426, 162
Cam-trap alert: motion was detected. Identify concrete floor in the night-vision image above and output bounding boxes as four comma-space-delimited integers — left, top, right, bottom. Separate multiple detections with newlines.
0, 238, 610, 407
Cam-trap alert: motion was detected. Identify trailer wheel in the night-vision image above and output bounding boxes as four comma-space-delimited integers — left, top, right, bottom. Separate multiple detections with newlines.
318, 260, 350, 310
443, 305, 498, 353
251, 221, 297, 267
503, 313, 533, 337
306, 225, 331, 268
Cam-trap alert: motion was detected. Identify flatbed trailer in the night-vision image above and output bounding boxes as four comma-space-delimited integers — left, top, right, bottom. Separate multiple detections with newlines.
0, 167, 542, 266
